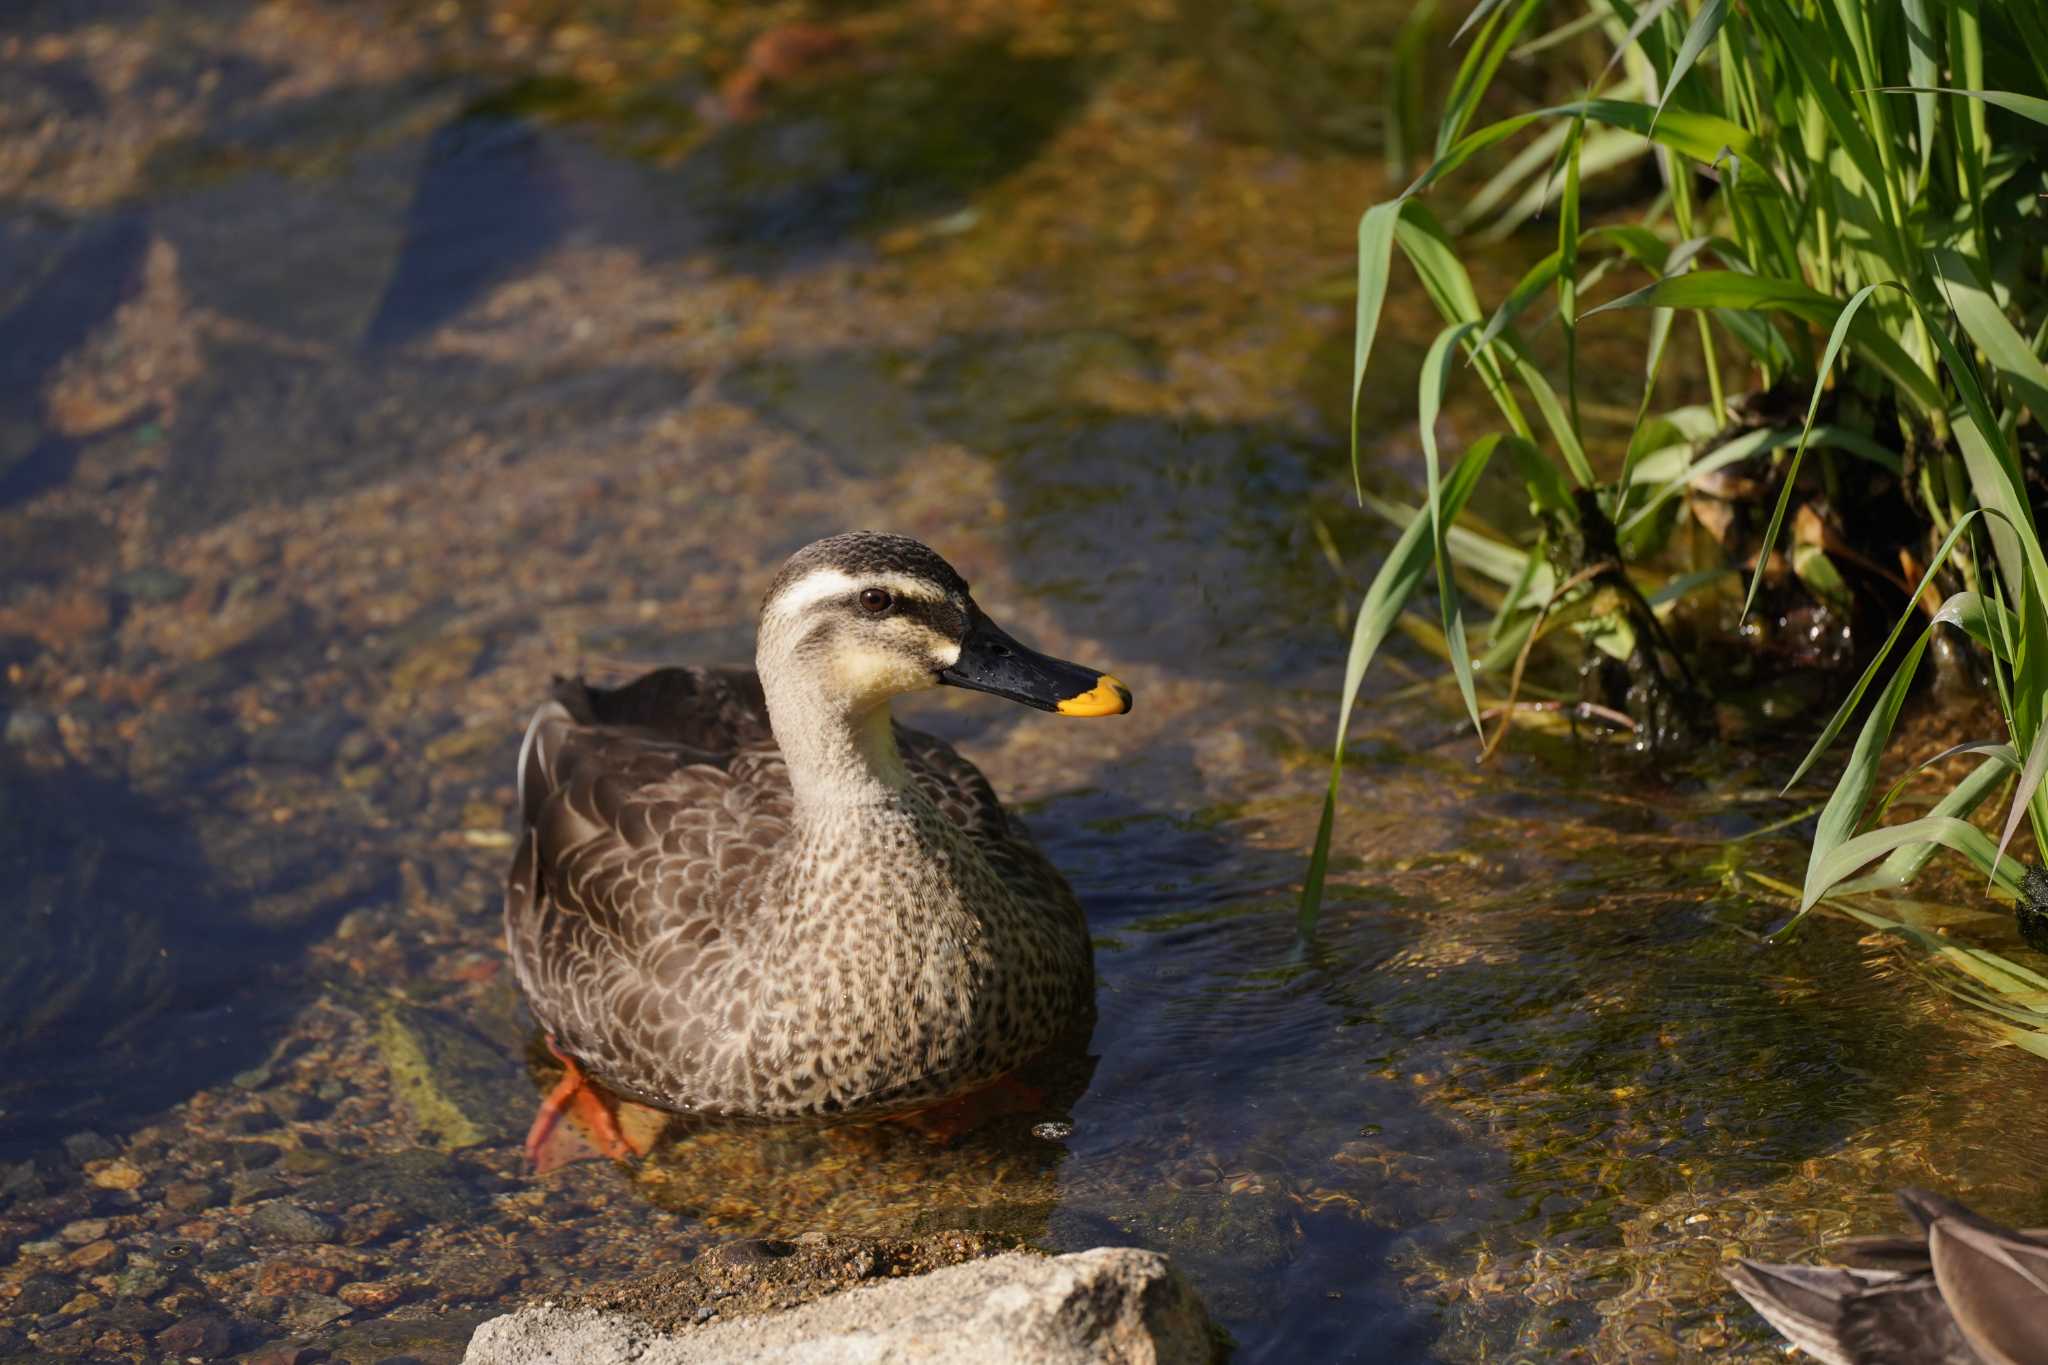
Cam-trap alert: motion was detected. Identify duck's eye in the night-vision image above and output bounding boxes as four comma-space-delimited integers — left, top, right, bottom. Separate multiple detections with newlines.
858, 588, 894, 614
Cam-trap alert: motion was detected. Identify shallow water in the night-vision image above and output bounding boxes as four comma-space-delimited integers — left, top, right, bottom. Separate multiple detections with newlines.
3, 1, 2047, 1361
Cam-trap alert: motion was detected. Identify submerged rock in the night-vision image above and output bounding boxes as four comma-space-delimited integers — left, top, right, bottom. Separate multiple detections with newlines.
373, 1001, 526, 1150
463, 1245, 1216, 1364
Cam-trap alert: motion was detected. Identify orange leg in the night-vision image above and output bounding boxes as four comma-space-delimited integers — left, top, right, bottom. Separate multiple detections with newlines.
524, 1038, 635, 1171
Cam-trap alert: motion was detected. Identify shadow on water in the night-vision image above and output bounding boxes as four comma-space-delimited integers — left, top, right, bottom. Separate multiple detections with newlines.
354, 35, 1087, 348
0, 749, 381, 1157
0, 211, 151, 510
720, 332, 1355, 686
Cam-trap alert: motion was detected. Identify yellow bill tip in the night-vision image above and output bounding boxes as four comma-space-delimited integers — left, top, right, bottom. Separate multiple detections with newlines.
1055, 674, 1133, 717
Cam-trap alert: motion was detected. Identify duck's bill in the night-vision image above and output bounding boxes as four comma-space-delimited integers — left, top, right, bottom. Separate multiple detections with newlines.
939, 614, 1132, 717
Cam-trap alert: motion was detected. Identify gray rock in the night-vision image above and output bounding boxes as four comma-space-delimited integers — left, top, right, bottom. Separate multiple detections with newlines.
2, 707, 54, 747
463, 1247, 1215, 1365
249, 1201, 336, 1245
112, 566, 193, 604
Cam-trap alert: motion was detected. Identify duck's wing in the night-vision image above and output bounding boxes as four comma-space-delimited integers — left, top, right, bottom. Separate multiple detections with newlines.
506, 670, 791, 1093
548, 667, 771, 758
1930, 1216, 2048, 1365
895, 722, 1085, 923
1728, 1260, 1949, 1365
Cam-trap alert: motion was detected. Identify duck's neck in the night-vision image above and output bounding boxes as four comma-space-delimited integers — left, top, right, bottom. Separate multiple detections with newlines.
762, 676, 911, 819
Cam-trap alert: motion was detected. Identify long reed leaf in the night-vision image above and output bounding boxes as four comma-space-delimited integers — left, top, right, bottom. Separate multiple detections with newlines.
1301, 434, 1518, 933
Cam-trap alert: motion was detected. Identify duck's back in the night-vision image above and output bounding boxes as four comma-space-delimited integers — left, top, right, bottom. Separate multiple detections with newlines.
503, 667, 1088, 1117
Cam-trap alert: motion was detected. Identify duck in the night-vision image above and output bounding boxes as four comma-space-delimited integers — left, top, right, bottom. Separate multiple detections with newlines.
503, 531, 1131, 1165
1725, 1188, 2048, 1365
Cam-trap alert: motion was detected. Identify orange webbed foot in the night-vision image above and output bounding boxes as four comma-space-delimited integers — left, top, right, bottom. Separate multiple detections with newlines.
524, 1038, 647, 1173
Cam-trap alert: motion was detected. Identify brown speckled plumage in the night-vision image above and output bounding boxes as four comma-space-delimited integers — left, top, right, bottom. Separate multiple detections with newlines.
503, 535, 1102, 1120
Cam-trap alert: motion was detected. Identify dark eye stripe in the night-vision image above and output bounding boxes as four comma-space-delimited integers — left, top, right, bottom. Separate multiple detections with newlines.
897, 598, 964, 638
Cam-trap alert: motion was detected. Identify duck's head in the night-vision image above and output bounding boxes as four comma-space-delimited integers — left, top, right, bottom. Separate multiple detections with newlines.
758, 532, 1132, 719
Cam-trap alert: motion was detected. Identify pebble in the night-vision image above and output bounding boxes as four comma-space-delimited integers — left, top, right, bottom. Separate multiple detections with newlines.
249, 1201, 337, 1245
257, 1261, 344, 1296
165, 1179, 220, 1212
2, 707, 55, 747
222, 1109, 284, 1135
245, 1346, 330, 1365
14, 1271, 74, 1314
59, 1217, 111, 1244
155, 1311, 234, 1358
63, 1131, 119, 1166
68, 1237, 123, 1271
284, 1292, 353, 1330
231, 1170, 287, 1204
111, 1261, 173, 1298
0, 1159, 46, 1203
113, 565, 194, 603
337, 1279, 409, 1310
232, 1140, 285, 1170
87, 1157, 147, 1190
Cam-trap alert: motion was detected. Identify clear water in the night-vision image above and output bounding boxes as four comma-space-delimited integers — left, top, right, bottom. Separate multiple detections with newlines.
4, 2, 2047, 1361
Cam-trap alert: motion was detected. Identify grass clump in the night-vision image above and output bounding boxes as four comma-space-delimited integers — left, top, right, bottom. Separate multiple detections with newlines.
1309, 0, 2048, 1039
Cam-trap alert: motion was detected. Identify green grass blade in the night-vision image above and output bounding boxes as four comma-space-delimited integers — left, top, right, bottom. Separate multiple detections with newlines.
1785, 530, 1997, 794
1475, 249, 1563, 353
1739, 281, 1890, 622
1588, 271, 1945, 414
1600, 0, 1683, 84
1804, 814, 2014, 913
1349, 200, 1405, 502
1933, 248, 2048, 422
1837, 751, 2016, 895
1421, 321, 1486, 737
1910, 292, 2047, 600
1899, 0, 1940, 192
1873, 85, 2048, 129
1300, 434, 1508, 933
1653, 0, 1729, 129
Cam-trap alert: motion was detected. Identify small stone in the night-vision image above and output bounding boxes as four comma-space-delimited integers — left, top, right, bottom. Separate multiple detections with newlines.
264, 1091, 313, 1122
283, 1293, 352, 1330
165, 1180, 219, 1212
1031, 1121, 1075, 1141
231, 1141, 284, 1170
111, 1261, 173, 1299
249, 1202, 336, 1245
233, 1065, 275, 1091
14, 1271, 75, 1314
231, 1170, 286, 1204
221, 1110, 283, 1136
102, 1302, 173, 1332
63, 1132, 118, 1166
373, 1003, 526, 1150
336, 1279, 410, 1310
68, 1238, 123, 1271
279, 1148, 336, 1177
0, 1159, 46, 1203
87, 1158, 146, 1190
59, 1218, 111, 1244
427, 1246, 523, 1302
257, 1261, 344, 1296
113, 566, 193, 604
2, 708, 54, 747
155, 1311, 234, 1358
693, 1305, 717, 1324
58, 1288, 102, 1314
245, 1344, 329, 1365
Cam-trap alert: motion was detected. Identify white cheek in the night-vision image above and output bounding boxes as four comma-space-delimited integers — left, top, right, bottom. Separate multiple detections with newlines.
931, 638, 962, 668
829, 645, 939, 699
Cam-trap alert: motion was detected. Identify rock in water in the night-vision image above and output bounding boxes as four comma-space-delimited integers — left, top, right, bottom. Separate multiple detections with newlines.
464, 1247, 1215, 1365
